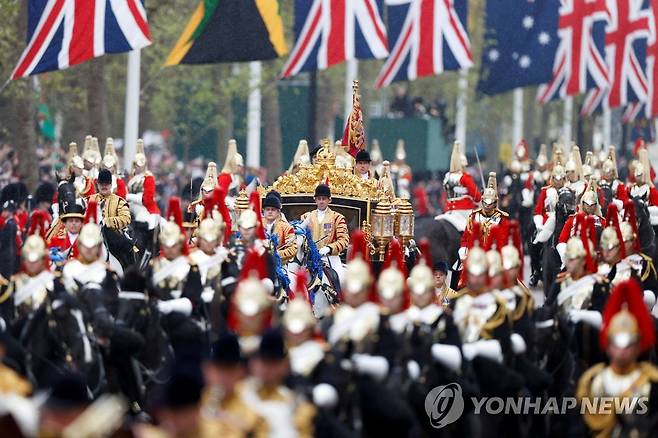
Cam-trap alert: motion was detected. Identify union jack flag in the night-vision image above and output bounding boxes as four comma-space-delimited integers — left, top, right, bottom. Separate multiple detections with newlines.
537, 0, 609, 103
281, 0, 389, 79
375, 0, 472, 88
12, 0, 151, 80
581, 0, 650, 115
644, 0, 658, 117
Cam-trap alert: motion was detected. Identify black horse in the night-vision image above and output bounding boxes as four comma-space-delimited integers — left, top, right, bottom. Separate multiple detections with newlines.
542, 188, 576, 297
18, 279, 104, 394
632, 196, 657, 260
421, 216, 462, 288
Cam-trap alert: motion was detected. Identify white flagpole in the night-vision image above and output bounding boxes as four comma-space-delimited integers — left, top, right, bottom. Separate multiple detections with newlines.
455, 69, 468, 146
513, 88, 524, 145
246, 61, 262, 168
563, 96, 573, 146
345, 59, 358, 124
602, 106, 611, 147
123, 49, 141, 172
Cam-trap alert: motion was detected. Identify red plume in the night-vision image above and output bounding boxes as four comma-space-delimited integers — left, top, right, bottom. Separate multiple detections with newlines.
28, 210, 49, 239
240, 248, 267, 280
623, 200, 640, 252
418, 238, 433, 268
634, 138, 645, 157
166, 197, 185, 234
213, 187, 232, 244
249, 191, 266, 240
383, 238, 407, 276
600, 279, 655, 352
84, 199, 98, 225
290, 269, 310, 302
348, 229, 370, 262
606, 203, 626, 259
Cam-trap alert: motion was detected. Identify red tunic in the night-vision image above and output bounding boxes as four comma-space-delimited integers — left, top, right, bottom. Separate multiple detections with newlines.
558, 214, 606, 244
446, 173, 481, 211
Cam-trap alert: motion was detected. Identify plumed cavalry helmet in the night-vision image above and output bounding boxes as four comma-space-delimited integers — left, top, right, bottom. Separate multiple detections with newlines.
222, 139, 244, 174
408, 239, 434, 296
23, 235, 47, 263
551, 164, 566, 182
377, 239, 407, 301
580, 178, 601, 216
582, 151, 594, 181
635, 148, 652, 185
343, 230, 373, 295
197, 218, 222, 242
604, 145, 619, 179
201, 162, 218, 193
282, 270, 315, 334
79, 199, 103, 248
601, 280, 655, 352
132, 139, 147, 169
536, 144, 548, 168
102, 138, 119, 170
481, 172, 498, 206
395, 139, 407, 161
465, 222, 488, 277
160, 197, 185, 248
600, 203, 624, 255
234, 250, 270, 316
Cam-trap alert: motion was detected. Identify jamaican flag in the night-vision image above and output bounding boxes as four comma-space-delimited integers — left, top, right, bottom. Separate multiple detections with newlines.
166, 0, 288, 65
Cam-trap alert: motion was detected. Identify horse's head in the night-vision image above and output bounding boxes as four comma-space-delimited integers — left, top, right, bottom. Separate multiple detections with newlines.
556, 188, 576, 219
57, 182, 78, 213
599, 184, 614, 213
631, 196, 656, 255
534, 305, 560, 358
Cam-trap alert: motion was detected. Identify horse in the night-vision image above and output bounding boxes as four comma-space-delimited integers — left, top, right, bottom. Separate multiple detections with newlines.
421, 216, 462, 289
598, 183, 615, 214
287, 224, 340, 318
18, 278, 104, 395
631, 196, 657, 260
541, 188, 576, 297
114, 283, 175, 411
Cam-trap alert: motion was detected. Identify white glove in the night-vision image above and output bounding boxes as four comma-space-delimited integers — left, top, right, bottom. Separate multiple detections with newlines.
458, 246, 468, 261
533, 214, 544, 231
312, 383, 339, 409
568, 309, 602, 329
644, 290, 656, 311
201, 287, 214, 303
319, 246, 331, 256
407, 360, 421, 381
556, 242, 567, 269
158, 298, 192, 316
522, 188, 534, 207
225, 196, 236, 210
352, 354, 389, 382
510, 333, 527, 355
261, 278, 274, 294
126, 193, 142, 204
431, 343, 462, 371
462, 340, 503, 363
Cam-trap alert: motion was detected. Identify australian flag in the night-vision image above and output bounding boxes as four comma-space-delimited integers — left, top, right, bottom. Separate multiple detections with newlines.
477, 0, 560, 95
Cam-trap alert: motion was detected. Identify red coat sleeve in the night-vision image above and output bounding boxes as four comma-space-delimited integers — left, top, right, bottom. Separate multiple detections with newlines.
217, 173, 232, 193
615, 182, 629, 202
116, 179, 127, 199
534, 188, 547, 216
460, 215, 474, 248
558, 216, 574, 244
461, 173, 481, 202
142, 175, 160, 214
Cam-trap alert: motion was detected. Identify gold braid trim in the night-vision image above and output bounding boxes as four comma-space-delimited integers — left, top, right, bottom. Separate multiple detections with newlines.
480, 296, 509, 339
639, 253, 657, 282
0, 281, 12, 304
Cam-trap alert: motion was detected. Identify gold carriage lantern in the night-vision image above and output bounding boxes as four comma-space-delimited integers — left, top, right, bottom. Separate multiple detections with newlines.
395, 197, 414, 247
372, 199, 394, 261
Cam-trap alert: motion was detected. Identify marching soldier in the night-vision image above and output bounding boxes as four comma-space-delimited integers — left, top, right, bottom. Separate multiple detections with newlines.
577, 279, 658, 437
126, 139, 160, 229
46, 203, 85, 261
437, 141, 481, 232
262, 191, 297, 264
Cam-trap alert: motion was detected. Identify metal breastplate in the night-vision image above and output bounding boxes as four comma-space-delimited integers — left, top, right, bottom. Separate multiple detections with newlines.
128, 175, 145, 194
